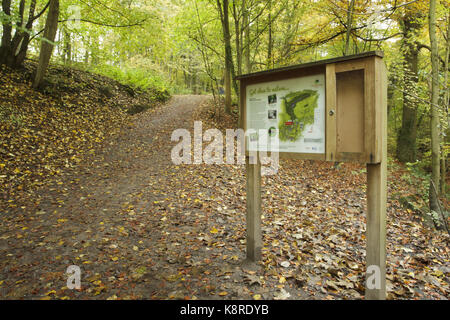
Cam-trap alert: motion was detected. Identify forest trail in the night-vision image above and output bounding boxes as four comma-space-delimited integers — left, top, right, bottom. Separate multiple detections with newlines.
0, 95, 219, 299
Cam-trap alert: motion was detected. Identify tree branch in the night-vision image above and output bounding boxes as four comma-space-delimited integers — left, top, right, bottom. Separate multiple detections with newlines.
417, 43, 449, 70
30, 1, 50, 23
58, 18, 147, 28
355, 32, 403, 42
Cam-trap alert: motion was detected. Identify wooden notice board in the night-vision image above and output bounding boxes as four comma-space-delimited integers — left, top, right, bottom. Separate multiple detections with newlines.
237, 51, 388, 300
237, 51, 386, 164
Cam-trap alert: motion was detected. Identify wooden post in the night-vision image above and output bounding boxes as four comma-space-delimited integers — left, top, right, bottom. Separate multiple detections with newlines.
366, 162, 387, 299
365, 58, 387, 300
246, 154, 262, 261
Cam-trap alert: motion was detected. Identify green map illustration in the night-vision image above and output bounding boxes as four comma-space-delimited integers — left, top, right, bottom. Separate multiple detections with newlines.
278, 89, 319, 142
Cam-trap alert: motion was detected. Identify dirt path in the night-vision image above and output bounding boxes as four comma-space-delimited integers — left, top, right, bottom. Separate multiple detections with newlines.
0, 95, 230, 299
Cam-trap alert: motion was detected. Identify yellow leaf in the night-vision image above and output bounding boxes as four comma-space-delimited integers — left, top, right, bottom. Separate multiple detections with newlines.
210, 227, 218, 234
111, 257, 119, 261
431, 270, 443, 277
279, 276, 286, 284
253, 294, 261, 300
218, 291, 228, 296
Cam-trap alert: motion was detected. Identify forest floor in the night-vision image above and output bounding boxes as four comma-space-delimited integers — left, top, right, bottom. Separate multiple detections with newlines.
0, 66, 449, 300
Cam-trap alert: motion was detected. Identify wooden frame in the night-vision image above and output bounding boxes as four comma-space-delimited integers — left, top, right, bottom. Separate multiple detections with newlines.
237, 51, 385, 164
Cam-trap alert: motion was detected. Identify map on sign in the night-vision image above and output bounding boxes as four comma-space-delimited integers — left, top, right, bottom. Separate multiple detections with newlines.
246, 74, 325, 153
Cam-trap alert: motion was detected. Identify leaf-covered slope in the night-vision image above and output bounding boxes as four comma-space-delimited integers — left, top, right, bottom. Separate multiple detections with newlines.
0, 61, 169, 209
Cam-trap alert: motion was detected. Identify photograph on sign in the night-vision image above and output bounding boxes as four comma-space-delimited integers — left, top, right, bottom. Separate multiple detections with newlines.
246, 74, 325, 154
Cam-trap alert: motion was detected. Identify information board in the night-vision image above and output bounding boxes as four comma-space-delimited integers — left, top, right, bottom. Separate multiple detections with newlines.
245, 74, 325, 154
238, 52, 388, 299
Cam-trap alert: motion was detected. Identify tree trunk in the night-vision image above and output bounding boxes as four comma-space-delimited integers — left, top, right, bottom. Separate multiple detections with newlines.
0, 0, 13, 65
84, 49, 89, 64
441, 13, 449, 195
224, 65, 232, 114
0, 0, 40, 68
267, 0, 273, 68
192, 71, 197, 94
232, 1, 242, 76
84, 36, 90, 64
396, 15, 422, 163
63, 29, 72, 64
344, 0, 356, 55
397, 46, 419, 162
243, 0, 251, 74
429, 0, 440, 212
217, 0, 233, 114
33, 0, 59, 89
10, 0, 26, 59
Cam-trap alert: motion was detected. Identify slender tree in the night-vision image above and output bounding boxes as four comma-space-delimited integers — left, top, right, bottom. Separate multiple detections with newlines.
344, 0, 356, 55
243, 0, 251, 73
33, 0, 59, 88
442, 13, 450, 195
428, 0, 440, 211
267, 0, 273, 68
217, 0, 234, 114
396, 10, 425, 163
